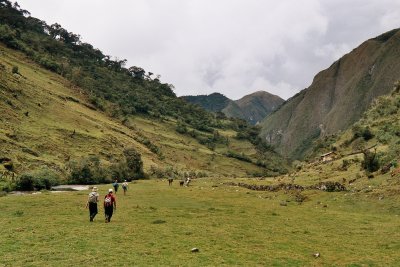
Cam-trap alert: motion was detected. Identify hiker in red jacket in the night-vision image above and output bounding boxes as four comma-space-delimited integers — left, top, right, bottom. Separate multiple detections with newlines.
104, 189, 116, 223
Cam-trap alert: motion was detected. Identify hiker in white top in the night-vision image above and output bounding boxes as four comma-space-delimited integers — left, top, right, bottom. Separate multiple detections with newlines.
122, 180, 128, 195
86, 186, 99, 222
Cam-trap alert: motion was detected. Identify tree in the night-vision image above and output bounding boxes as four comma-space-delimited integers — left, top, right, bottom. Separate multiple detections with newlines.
123, 147, 144, 179
128, 66, 145, 79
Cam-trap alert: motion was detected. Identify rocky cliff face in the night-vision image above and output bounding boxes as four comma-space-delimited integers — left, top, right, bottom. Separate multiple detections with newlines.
260, 29, 400, 159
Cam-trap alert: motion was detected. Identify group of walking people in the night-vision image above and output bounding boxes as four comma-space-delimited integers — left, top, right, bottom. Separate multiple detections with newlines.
85, 180, 128, 223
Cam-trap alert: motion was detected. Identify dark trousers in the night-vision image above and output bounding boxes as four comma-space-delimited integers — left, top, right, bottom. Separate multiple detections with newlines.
104, 206, 114, 222
89, 202, 98, 221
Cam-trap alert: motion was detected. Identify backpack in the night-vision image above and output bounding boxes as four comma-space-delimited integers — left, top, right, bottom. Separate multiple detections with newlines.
88, 192, 97, 203
104, 195, 113, 207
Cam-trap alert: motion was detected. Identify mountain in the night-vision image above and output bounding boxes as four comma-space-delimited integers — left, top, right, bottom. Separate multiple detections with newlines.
227, 91, 284, 125
182, 91, 284, 124
0, 1, 288, 189
260, 28, 400, 160
308, 81, 400, 163
0, 43, 288, 183
181, 93, 231, 113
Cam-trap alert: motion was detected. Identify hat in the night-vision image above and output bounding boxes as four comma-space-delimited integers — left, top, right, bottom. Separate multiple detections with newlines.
108, 188, 113, 193
92, 187, 98, 192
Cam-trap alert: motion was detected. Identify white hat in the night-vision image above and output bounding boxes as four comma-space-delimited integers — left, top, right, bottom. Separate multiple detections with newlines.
108, 188, 113, 193
92, 187, 98, 192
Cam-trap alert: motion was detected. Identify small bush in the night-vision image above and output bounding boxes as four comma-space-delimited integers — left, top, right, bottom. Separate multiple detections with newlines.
341, 159, 350, 171
13, 210, 24, 217
352, 125, 374, 141
16, 174, 35, 191
225, 151, 252, 163
294, 192, 308, 203
11, 66, 19, 74
362, 150, 380, 173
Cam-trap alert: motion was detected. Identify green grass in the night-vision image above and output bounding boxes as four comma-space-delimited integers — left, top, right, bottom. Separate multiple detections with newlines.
0, 43, 270, 179
1, 179, 400, 266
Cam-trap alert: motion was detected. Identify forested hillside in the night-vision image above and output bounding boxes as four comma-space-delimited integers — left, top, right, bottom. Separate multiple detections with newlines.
182, 91, 283, 125
0, 1, 288, 191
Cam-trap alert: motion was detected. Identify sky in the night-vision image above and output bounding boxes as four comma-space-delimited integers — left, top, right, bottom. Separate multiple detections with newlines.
16, 0, 400, 100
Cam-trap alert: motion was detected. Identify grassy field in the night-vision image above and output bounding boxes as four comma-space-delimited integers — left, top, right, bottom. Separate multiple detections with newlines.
1, 177, 400, 266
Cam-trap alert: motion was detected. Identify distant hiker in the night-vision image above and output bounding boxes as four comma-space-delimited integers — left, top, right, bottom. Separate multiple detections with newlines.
122, 180, 128, 195
184, 177, 191, 187
112, 179, 119, 194
86, 186, 99, 222
104, 189, 116, 223
168, 178, 173, 186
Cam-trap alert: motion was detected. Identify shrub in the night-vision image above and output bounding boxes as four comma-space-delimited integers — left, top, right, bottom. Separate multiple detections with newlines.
16, 174, 34, 190
68, 156, 110, 184
11, 66, 19, 74
362, 150, 380, 173
176, 121, 188, 134
133, 135, 161, 156
352, 124, 374, 141
0, 181, 14, 192
225, 151, 252, 163
148, 165, 178, 179
16, 168, 60, 191
123, 147, 144, 179
341, 159, 350, 171
377, 130, 392, 144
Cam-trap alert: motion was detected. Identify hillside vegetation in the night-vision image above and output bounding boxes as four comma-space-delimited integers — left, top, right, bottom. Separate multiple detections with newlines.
182, 91, 284, 125
260, 28, 400, 159
2, 3, 400, 265
307, 81, 400, 171
0, 1, 288, 191
1, 86, 400, 265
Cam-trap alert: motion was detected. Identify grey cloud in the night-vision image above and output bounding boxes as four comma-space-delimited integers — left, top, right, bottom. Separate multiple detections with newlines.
17, 0, 400, 100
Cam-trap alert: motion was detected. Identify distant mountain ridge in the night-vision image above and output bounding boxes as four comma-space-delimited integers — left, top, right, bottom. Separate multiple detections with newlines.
182, 91, 284, 124
260, 28, 400, 159
181, 93, 231, 113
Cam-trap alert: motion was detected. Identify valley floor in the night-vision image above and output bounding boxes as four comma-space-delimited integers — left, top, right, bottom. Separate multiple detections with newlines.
1, 178, 400, 266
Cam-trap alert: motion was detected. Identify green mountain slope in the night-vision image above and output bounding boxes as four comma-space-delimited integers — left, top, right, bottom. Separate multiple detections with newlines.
0, 44, 288, 183
181, 93, 231, 113
294, 82, 400, 190
0, 1, 289, 189
260, 28, 400, 159
182, 91, 284, 125
0, 1, 219, 132
228, 91, 284, 125
313, 81, 400, 164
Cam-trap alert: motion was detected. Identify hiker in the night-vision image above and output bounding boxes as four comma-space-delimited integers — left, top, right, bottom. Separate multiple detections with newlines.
104, 189, 117, 223
112, 179, 119, 194
86, 186, 99, 222
122, 180, 128, 195
184, 177, 191, 187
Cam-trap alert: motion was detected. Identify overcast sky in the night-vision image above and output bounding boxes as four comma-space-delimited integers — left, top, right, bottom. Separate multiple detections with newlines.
17, 0, 400, 100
